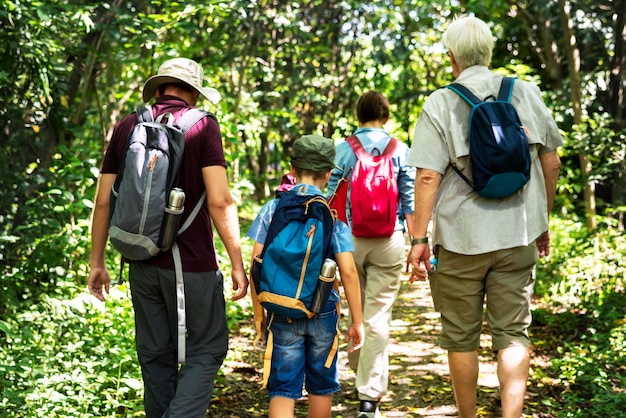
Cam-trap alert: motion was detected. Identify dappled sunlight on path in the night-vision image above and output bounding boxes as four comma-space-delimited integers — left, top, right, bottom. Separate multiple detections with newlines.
333, 273, 461, 417
212, 273, 509, 417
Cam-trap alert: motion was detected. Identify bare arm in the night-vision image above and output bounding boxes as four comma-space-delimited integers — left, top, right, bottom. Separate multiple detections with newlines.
250, 242, 264, 292
203, 165, 249, 300
407, 168, 442, 282
539, 150, 561, 215
404, 213, 415, 239
537, 150, 561, 257
249, 242, 266, 341
335, 251, 364, 353
88, 173, 116, 301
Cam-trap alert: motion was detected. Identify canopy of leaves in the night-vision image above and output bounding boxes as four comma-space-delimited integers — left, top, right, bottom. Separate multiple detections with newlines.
0, 0, 625, 416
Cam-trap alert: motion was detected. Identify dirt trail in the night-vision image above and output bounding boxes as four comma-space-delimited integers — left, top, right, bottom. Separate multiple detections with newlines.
212, 274, 504, 417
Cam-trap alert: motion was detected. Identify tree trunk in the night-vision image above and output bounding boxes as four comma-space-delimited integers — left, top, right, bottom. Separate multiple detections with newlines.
558, 0, 596, 231
609, 0, 626, 229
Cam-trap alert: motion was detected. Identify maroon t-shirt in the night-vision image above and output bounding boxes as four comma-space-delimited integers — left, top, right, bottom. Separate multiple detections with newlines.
102, 96, 226, 272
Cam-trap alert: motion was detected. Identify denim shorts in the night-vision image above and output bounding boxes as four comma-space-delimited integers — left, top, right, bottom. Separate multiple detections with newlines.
266, 307, 340, 399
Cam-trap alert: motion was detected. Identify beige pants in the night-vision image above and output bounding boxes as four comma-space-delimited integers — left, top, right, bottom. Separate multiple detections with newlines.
348, 230, 405, 401
429, 244, 537, 352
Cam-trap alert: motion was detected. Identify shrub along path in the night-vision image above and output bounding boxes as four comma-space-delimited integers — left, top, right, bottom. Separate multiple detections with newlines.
210, 273, 553, 417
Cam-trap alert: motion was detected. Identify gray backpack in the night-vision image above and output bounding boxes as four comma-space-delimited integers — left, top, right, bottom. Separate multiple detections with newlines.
108, 104, 211, 260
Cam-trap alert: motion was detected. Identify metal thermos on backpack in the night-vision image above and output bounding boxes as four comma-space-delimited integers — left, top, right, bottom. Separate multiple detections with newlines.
309, 258, 337, 313
158, 187, 185, 250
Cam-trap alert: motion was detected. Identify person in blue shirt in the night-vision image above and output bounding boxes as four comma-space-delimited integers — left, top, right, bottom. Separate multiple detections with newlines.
327, 91, 416, 418
247, 134, 364, 418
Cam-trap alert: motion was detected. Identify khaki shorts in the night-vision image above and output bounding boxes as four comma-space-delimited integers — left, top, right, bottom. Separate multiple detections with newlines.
428, 244, 537, 352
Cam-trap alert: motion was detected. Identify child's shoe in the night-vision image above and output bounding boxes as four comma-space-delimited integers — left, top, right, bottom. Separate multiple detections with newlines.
358, 400, 382, 418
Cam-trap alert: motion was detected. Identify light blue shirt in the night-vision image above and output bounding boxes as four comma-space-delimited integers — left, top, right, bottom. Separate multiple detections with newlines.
327, 128, 416, 232
246, 183, 355, 254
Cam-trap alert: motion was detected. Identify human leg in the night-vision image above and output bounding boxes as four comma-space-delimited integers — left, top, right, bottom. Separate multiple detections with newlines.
304, 309, 340, 417
164, 270, 228, 418
486, 244, 537, 418
448, 351, 479, 418
351, 232, 404, 403
265, 315, 306, 410
498, 346, 530, 418
307, 394, 332, 418
269, 396, 296, 418
429, 248, 490, 417
129, 263, 178, 418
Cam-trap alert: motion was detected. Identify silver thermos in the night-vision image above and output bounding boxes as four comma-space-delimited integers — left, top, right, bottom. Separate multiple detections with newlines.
158, 188, 185, 250
309, 258, 337, 313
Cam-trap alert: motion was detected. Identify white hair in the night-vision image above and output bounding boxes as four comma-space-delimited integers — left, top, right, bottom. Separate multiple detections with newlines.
443, 15, 494, 69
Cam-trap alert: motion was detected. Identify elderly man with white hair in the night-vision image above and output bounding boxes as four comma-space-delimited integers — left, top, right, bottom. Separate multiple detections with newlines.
407, 16, 562, 418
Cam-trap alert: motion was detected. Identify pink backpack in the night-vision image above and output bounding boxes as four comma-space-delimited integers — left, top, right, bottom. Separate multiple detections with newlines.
347, 136, 398, 238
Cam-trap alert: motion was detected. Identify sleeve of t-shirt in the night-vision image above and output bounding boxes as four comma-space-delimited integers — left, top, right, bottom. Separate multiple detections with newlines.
101, 113, 136, 174
197, 117, 227, 168
246, 200, 277, 244
332, 220, 355, 254
408, 110, 450, 175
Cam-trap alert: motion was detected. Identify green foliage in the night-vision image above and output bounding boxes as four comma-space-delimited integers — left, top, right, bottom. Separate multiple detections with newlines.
0, 281, 255, 417
536, 216, 625, 307
0, 286, 144, 417
1, 0, 626, 415
533, 216, 626, 416
1, 144, 102, 315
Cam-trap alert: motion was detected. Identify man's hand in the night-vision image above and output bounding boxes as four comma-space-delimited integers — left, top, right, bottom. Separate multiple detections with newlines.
88, 267, 111, 302
230, 268, 249, 301
536, 231, 551, 258
406, 243, 431, 283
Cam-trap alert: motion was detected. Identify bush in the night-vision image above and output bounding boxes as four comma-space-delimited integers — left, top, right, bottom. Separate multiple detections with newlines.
0, 285, 143, 417
532, 216, 626, 417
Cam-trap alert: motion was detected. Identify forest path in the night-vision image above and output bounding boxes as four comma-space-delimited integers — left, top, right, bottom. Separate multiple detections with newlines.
212, 274, 512, 417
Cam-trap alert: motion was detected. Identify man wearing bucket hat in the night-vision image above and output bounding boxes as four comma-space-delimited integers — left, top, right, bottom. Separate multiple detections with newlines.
88, 57, 248, 418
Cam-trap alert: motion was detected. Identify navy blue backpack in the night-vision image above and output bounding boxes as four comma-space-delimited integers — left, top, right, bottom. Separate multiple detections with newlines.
251, 189, 335, 319
447, 77, 531, 199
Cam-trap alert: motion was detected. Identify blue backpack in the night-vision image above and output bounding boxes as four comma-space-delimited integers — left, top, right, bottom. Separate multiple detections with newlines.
446, 77, 531, 199
251, 189, 335, 319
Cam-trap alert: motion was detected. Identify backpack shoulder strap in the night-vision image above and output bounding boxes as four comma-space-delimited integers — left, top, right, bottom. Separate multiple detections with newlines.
136, 104, 154, 123
348, 135, 398, 159
176, 109, 214, 134
261, 193, 334, 258
449, 164, 474, 189
497, 77, 515, 102
346, 135, 369, 160
382, 138, 399, 156
446, 83, 481, 106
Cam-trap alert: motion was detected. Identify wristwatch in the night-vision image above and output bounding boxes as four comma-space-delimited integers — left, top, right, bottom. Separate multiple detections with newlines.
410, 236, 429, 245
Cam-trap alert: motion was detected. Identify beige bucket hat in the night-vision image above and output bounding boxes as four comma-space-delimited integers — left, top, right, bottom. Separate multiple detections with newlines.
142, 58, 221, 104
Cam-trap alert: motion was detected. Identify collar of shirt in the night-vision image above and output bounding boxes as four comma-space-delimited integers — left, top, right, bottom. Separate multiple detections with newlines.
155, 95, 189, 106
354, 127, 390, 140
455, 65, 491, 84
291, 183, 324, 197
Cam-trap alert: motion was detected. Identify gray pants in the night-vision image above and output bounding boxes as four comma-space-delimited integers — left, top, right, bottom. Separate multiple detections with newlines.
129, 262, 229, 418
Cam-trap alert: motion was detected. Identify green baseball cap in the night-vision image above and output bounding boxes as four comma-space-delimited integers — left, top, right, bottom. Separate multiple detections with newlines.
291, 134, 336, 172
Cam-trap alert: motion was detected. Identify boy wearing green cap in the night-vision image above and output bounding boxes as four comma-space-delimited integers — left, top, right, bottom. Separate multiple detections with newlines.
247, 134, 364, 418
